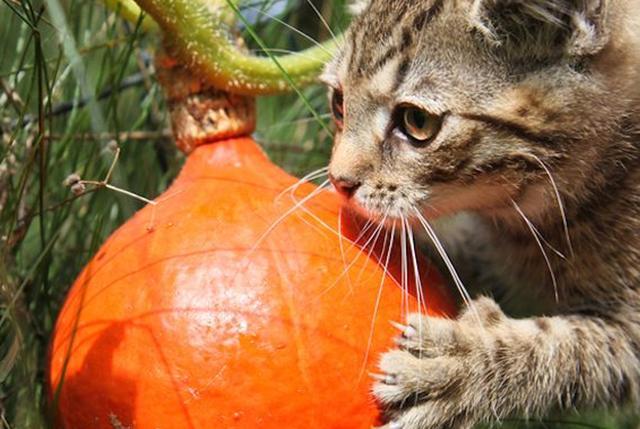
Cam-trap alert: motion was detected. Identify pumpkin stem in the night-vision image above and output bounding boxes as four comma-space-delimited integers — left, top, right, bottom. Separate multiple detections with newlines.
156, 53, 256, 153
105, 0, 339, 95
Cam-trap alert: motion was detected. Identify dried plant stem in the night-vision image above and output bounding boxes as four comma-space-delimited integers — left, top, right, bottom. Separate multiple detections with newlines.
80, 147, 158, 206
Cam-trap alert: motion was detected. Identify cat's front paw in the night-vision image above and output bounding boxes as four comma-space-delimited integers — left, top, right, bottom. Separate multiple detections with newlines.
373, 297, 505, 429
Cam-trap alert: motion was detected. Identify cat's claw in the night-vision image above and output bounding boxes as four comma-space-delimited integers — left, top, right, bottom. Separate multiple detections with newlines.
369, 372, 397, 385
373, 297, 506, 429
389, 320, 418, 339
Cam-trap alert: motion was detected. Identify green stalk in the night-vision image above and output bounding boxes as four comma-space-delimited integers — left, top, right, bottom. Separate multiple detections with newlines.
126, 0, 339, 94
103, 0, 158, 32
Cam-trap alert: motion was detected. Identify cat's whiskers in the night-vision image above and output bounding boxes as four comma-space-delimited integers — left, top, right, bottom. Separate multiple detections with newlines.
249, 48, 331, 61
301, 0, 343, 50
275, 166, 329, 202
412, 208, 480, 323
360, 221, 396, 383
529, 153, 574, 258
397, 215, 417, 412
248, 179, 331, 257
406, 215, 430, 409
337, 207, 354, 292
400, 215, 410, 319
230, 179, 332, 291
511, 199, 560, 303
317, 213, 386, 297
245, 5, 335, 56
406, 218, 427, 358
354, 213, 389, 286
350, 217, 376, 248
261, 113, 333, 131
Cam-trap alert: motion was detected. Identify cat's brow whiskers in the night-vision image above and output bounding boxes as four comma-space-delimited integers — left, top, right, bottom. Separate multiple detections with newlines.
302, 0, 343, 49
261, 113, 333, 132
412, 208, 480, 323
529, 153, 574, 258
245, 6, 335, 56
511, 199, 560, 303
250, 48, 331, 61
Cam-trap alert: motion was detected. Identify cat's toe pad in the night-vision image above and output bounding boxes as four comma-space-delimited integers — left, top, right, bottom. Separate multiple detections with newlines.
392, 313, 463, 357
373, 350, 460, 407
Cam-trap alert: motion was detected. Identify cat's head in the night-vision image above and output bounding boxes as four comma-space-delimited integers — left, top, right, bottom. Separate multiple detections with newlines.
322, 0, 639, 224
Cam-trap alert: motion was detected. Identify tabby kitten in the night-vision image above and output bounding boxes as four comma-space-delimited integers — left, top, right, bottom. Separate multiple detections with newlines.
321, 0, 640, 428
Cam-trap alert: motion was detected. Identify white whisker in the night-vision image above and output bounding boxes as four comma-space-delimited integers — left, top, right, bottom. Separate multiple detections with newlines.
413, 208, 480, 323
407, 218, 425, 313
250, 48, 332, 62
530, 153, 574, 258
338, 207, 354, 292
230, 179, 332, 291
261, 114, 333, 131
355, 214, 388, 284
245, 6, 335, 56
275, 166, 329, 202
249, 179, 331, 256
511, 199, 560, 303
318, 214, 386, 297
292, 209, 330, 240
352, 218, 376, 247
302, 0, 342, 48
360, 222, 396, 382
400, 217, 410, 319
406, 216, 428, 397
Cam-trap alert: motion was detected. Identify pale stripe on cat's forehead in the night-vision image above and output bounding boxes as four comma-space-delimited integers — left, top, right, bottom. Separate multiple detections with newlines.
368, 57, 404, 99
346, 0, 445, 83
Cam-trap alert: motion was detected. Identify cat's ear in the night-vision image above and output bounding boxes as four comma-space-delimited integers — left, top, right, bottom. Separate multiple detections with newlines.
470, 0, 610, 59
349, 0, 371, 16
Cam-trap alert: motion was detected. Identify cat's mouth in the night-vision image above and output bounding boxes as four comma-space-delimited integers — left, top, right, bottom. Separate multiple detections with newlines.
335, 182, 434, 222
337, 179, 516, 223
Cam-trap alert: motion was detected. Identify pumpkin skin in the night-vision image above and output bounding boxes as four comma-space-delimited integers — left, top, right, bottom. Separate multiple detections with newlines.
48, 137, 454, 429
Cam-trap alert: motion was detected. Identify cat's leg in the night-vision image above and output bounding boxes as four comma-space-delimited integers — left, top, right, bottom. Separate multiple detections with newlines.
373, 297, 640, 429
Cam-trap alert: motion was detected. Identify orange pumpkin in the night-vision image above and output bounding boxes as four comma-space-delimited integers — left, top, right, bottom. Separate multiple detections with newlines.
48, 137, 454, 428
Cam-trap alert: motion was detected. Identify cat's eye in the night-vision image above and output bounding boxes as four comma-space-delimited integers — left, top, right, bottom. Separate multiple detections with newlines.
397, 105, 441, 145
331, 89, 344, 128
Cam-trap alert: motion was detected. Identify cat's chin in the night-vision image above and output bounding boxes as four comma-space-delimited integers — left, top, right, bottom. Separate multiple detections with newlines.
341, 198, 446, 227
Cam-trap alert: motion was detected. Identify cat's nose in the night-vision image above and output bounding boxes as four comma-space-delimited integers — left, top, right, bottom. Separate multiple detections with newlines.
329, 173, 361, 198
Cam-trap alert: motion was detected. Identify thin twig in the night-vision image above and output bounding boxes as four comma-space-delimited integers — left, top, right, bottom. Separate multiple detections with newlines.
46, 130, 172, 142
13, 71, 150, 127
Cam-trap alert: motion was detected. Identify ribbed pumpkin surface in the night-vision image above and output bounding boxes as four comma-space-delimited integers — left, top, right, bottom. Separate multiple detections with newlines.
48, 137, 453, 429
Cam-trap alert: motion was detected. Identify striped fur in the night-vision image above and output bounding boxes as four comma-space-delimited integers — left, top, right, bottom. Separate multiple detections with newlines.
325, 1, 640, 427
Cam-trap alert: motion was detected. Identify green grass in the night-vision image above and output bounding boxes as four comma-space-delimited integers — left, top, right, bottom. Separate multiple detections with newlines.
0, 1, 636, 428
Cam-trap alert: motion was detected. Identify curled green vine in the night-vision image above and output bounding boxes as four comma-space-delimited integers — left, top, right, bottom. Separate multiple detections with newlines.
104, 0, 340, 95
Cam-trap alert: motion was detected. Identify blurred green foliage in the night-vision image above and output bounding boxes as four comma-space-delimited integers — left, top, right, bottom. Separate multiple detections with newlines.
0, 1, 636, 428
